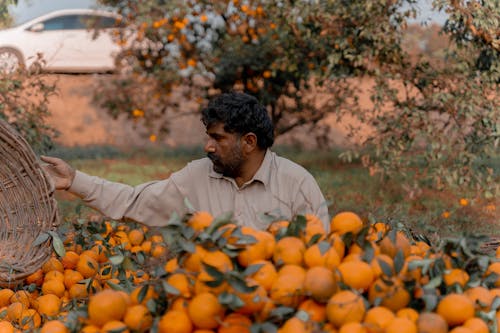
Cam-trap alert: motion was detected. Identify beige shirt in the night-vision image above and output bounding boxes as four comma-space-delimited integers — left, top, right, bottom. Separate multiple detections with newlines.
69, 150, 330, 230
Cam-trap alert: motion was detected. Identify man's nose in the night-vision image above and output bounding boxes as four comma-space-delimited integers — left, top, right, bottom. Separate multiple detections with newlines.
204, 139, 216, 153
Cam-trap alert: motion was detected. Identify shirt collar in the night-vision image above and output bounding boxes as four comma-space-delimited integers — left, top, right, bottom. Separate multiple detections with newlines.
208, 149, 273, 189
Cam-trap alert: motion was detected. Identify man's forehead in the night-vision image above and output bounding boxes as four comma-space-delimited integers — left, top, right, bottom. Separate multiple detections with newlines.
206, 122, 227, 134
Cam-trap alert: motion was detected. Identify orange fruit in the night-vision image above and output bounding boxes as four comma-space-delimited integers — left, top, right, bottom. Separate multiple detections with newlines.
218, 313, 252, 333
128, 229, 145, 246
25, 269, 44, 286
37, 294, 62, 317
363, 306, 395, 330
463, 317, 489, 333
385, 317, 417, 333
486, 262, 500, 287
0, 289, 14, 308
123, 304, 152, 332
396, 307, 419, 322
10, 290, 31, 308
267, 220, 290, 236
443, 268, 470, 288
69, 283, 88, 299
80, 325, 100, 333
270, 274, 305, 308
102, 320, 129, 333
464, 286, 494, 311
370, 254, 394, 277
338, 322, 368, 333
337, 260, 374, 291
273, 237, 306, 266
19, 308, 41, 330
40, 320, 68, 333
88, 289, 128, 326
326, 290, 366, 328
76, 254, 99, 279
280, 317, 310, 333
164, 258, 179, 273
188, 211, 213, 232
44, 270, 64, 282
368, 277, 410, 311
328, 233, 346, 260
42, 257, 64, 274
166, 273, 192, 298
330, 211, 363, 235
61, 251, 80, 270
6, 302, 24, 323
448, 327, 475, 333
183, 245, 207, 272
298, 299, 327, 322
379, 231, 411, 258
233, 280, 267, 315
248, 260, 278, 291
303, 242, 341, 269
171, 297, 189, 313
130, 285, 156, 305
257, 230, 276, 259
202, 250, 233, 272
304, 266, 337, 303
416, 312, 448, 333
187, 293, 224, 329
436, 293, 475, 326
42, 279, 65, 297
0, 321, 14, 333
236, 228, 268, 267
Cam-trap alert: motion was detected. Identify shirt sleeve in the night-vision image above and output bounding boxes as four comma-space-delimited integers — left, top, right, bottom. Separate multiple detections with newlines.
68, 170, 189, 227
292, 174, 331, 232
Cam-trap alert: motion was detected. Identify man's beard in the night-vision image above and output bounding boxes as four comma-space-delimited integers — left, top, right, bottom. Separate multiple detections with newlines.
208, 146, 244, 178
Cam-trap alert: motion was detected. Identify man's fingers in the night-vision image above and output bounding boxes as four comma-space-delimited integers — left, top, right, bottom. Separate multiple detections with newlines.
40, 155, 59, 164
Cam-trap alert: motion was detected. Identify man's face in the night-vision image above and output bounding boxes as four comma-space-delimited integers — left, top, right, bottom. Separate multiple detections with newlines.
204, 122, 245, 177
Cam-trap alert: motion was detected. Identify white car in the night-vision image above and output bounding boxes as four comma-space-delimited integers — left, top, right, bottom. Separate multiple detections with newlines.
0, 8, 125, 73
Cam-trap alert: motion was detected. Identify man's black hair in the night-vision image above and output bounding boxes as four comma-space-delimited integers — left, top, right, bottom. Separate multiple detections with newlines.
201, 92, 275, 149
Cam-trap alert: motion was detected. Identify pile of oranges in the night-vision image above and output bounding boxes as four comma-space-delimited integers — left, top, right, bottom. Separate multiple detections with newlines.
0, 211, 498, 332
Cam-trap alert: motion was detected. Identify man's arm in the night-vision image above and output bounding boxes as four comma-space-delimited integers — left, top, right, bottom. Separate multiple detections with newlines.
41, 156, 188, 227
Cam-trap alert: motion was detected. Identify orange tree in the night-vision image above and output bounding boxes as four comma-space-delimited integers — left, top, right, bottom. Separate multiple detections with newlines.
95, 0, 498, 196
95, 0, 417, 135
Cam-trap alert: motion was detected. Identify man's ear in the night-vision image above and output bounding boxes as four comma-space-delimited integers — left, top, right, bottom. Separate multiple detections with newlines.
242, 132, 258, 153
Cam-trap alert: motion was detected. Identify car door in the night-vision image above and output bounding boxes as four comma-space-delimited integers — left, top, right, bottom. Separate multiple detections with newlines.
23, 14, 78, 69
76, 14, 122, 70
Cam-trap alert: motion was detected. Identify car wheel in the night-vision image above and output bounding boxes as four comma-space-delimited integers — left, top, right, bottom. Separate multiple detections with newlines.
0, 48, 25, 74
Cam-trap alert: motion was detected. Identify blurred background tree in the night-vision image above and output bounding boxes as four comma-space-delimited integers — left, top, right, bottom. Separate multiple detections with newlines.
95, 0, 498, 198
0, 0, 58, 153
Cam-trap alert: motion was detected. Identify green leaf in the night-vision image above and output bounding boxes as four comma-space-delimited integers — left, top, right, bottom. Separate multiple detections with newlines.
243, 263, 264, 277
184, 198, 196, 213
378, 258, 394, 277
109, 255, 124, 266
137, 285, 149, 304
228, 276, 257, 294
32, 232, 50, 247
393, 249, 405, 274
106, 280, 125, 291
202, 263, 225, 280
162, 280, 180, 296
48, 231, 66, 257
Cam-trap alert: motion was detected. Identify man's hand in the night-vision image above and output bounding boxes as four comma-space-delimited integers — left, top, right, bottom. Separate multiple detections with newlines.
40, 155, 76, 190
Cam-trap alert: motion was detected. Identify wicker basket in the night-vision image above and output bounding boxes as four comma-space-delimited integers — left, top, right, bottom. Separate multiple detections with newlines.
0, 120, 59, 287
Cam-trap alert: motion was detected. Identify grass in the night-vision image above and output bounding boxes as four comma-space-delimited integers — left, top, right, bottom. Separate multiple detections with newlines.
51, 145, 499, 238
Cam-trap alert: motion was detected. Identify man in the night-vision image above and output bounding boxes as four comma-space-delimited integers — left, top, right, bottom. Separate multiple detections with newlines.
42, 92, 330, 230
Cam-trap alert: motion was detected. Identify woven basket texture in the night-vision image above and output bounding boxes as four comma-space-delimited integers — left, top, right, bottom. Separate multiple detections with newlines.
0, 120, 59, 287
